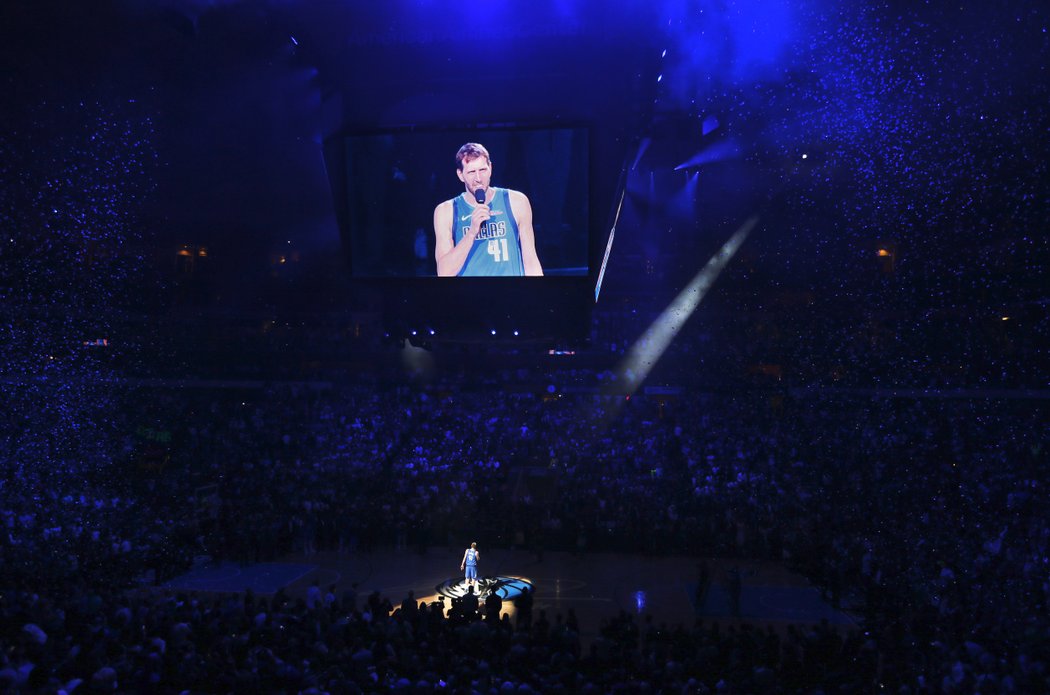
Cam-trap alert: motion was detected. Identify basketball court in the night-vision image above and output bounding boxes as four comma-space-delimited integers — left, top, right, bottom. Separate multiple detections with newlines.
164, 546, 856, 644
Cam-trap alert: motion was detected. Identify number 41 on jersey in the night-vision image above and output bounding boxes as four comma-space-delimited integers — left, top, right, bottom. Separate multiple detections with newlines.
487, 238, 509, 263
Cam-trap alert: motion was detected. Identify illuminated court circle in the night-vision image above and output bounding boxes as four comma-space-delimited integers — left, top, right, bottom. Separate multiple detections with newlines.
435, 575, 534, 601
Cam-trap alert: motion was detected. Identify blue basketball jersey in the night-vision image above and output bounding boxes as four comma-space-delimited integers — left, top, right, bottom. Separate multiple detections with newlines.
451, 188, 525, 277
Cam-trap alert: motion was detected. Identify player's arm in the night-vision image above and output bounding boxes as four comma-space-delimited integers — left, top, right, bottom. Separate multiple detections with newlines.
460, 549, 468, 568
435, 200, 486, 277
510, 191, 543, 276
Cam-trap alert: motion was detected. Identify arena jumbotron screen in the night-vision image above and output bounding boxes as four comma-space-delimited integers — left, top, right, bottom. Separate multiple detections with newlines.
337, 127, 589, 279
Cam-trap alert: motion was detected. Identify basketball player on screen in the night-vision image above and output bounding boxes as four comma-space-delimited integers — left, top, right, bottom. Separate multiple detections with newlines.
433, 142, 543, 277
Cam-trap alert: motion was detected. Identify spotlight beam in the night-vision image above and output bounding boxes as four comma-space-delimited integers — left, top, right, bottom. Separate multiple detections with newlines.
674, 139, 742, 170
631, 137, 651, 170
616, 216, 757, 394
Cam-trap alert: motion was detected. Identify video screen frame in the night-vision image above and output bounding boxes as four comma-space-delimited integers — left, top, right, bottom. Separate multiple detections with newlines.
331, 125, 591, 279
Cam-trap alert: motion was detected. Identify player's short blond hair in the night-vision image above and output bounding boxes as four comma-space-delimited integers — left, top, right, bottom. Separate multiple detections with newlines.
456, 143, 490, 170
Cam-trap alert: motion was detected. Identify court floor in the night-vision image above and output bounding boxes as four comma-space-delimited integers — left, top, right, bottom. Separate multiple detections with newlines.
165, 546, 856, 644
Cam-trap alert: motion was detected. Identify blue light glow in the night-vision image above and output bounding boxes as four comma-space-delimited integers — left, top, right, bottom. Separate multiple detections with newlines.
674, 139, 741, 170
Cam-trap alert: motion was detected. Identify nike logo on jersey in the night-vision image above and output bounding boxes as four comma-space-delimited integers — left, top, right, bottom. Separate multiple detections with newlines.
460, 210, 504, 221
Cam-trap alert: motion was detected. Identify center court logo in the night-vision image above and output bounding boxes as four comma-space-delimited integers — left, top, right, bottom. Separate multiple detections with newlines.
435, 575, 533, 600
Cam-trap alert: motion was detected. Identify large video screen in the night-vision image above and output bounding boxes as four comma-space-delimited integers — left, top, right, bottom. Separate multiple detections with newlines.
341, 127, 589, 278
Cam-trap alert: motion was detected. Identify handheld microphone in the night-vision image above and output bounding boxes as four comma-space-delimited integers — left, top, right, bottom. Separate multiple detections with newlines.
474, 188, 486, 205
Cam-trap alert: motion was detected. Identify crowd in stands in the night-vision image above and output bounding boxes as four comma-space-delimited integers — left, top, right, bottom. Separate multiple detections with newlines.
2, 370, 1047, 692
1, 573, 885, 693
